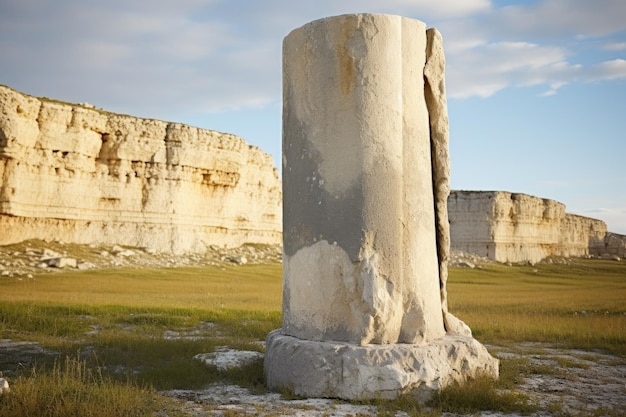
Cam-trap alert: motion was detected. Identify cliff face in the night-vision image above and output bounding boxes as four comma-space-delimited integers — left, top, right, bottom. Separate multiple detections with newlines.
0, 85, 281, 253
448, 191, 623, 263
558, 213, 607, 258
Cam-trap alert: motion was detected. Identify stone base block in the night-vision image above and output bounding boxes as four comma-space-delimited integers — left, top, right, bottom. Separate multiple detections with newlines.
264, 330, 499, 401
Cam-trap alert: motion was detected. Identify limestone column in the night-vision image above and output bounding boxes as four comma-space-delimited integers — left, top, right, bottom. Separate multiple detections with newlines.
265, 13, 498, 401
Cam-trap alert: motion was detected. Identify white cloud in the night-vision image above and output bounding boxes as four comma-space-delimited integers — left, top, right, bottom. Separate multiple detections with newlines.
435, 0, 626, 99
488, 0, 626, 38
587, 59, 626, 81
445, 40, 578, 98
539, 82, 566, 97
0, 0, 284, 115
603, 41, 626, 51
362, 0, 491, 18
1, 0, 625, 114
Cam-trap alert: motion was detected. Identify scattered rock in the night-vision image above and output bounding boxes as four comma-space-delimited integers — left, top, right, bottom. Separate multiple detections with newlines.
0, 373, 9, 395
0, 240, 281, 277
449, 250, 491, 268
458, 260, 475, 268
41, 248, 61, 259
160, 342, 626, 416
226, 256, 247, 265
44, 257, 77, 268
77, 262, 96, 270
111, 245, 135, 257
194, 347, 263, 371
161, 384, 378, 416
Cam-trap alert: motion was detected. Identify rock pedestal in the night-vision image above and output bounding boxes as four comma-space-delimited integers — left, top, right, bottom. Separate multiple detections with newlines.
264, 13, 498, 400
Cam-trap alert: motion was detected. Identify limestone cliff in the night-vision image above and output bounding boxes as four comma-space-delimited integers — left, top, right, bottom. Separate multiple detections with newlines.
0, 85, 281, 253
448, 190, 623, 263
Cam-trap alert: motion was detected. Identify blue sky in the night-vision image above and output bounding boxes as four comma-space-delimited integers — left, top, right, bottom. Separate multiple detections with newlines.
1, 0, 625, 233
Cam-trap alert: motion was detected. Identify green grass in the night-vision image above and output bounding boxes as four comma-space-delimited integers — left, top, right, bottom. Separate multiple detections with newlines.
0, 264, 282, 311
0, 258, 625, 416
0, 264, 282, 386
428, 373, 538, 415
0, 355, 185, 417
447, 258, 626, 356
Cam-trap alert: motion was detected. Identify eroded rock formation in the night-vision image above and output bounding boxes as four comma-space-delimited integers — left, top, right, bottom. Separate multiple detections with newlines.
0, 85, 281, 253
448, 190, 624, 263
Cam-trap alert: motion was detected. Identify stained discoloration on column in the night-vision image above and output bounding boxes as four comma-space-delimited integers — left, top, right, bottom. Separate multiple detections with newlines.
266, 13, 498, 401
281, 14, 445, 346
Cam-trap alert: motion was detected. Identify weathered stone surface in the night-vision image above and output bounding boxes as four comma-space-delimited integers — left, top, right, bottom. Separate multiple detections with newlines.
424, 27, 452, 315
559, 213, 608, 258
266, 13, 498, 401
281, 14, 443, 346
448, 190, 622, 263
601, 232, 626, 258
43, 257, 77, 268
265, 330, 497, 401
0, 85, 281, 253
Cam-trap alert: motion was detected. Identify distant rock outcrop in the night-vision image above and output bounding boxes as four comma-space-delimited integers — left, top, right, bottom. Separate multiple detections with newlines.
448, 190, 625, 263
0, 85, 281, 253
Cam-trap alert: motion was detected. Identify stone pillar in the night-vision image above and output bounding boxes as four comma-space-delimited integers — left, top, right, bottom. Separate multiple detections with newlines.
265, 13, 498, 401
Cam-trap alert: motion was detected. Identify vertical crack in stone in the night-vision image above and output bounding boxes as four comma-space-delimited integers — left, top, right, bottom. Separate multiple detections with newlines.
424, 28, 451, 315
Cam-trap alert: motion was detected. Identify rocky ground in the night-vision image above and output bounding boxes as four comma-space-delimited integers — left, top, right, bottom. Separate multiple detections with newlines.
0, 238, 590, 278
0, 239, 282, 278
1, 240, 624, 416
2, 335, 623, 416
161, 341, 626, 416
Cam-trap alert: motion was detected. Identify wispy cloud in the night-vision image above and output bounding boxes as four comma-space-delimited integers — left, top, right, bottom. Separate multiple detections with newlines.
485, 0, 626, 38
0, 0, 624, 114
445, 40, 578, 98
439, 0, 626, 99
587, 59, 626, 81
603, 41, 626, 51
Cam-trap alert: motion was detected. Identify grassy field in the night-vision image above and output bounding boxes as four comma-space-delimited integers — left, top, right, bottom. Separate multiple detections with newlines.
0, 258, 624, 416
447, 258, 626, 356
